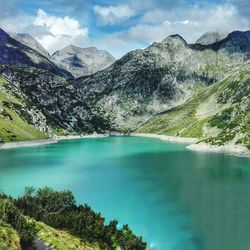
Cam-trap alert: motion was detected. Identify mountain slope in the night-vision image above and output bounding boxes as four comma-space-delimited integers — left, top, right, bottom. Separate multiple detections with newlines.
0, 75, 49, 143
51, 45, 116, 77
0, 28, 71, 78
9, 33, 50, 58
137, 61, 250, 150
75, 31, 249, 131
0, 65, 112, 137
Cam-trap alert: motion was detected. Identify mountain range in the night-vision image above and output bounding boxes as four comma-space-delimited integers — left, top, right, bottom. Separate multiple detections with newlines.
9, 32, 116, 78
0, 27, 249, 152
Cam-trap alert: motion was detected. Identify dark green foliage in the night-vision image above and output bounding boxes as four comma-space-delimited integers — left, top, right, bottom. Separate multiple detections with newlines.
15, 187, 146, 250
0, 195, 37, 247
209, 107, 234, 129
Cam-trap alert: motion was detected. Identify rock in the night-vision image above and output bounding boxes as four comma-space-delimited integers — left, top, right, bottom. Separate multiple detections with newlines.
51, 45, 115, 77
75, 31, 250, 130
9, 33, 50, 58
196, 32, 229, 45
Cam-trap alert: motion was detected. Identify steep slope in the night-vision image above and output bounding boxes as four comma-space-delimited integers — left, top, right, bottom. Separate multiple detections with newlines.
9, 33, 50, 58
75, 31, 249, 131
51, 45, 116, 77
137, 61, 250, 150
196, 31, 229, 45
0, 75, 49, 143
0, 65, 112, 136
0, 28, 71, 78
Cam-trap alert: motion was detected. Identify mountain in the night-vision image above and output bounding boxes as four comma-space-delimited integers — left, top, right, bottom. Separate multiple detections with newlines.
0, 28, 71, 78
0, 65, 111, 143
75, 31, 250, 131
9, 32, 50, 58
51, 45, 116, 77
137, 61, 250, 150
0, 29, 249, 150
196, 31, 229, 45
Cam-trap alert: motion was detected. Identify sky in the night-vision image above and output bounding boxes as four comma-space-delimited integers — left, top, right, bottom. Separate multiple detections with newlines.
0, 0, 249, 58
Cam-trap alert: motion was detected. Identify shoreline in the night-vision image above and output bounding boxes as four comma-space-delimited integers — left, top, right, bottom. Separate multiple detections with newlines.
0, 134, 109, 149
1, 132, 249, 157
187, 142, 250, 158
132, 133, 250, 158
0, 139, 59, 149
131, 133, 199, 144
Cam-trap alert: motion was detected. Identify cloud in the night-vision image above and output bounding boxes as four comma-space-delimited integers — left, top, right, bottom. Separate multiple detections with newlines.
32, 9, 88, 53
95, 2, 250, 58
138, 4, 249, 42
93, 4, 136, 26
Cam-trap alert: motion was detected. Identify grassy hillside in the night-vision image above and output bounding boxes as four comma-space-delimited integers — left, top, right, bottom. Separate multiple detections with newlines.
36, 221, 100, 250
0, 222, 21, 250
137, 62, 250, 149
0, 76, 48, 143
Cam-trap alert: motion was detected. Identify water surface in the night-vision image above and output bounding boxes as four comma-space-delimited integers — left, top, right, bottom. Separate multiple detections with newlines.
0, 136, 250, 250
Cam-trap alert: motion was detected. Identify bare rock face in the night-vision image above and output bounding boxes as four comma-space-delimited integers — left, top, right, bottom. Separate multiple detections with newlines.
51, 45, 116, 78
196, 32, 229, 45
9, 33, 50, 58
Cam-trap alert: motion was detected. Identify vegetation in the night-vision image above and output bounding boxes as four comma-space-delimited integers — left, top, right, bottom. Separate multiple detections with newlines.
138, 62, 250, 148
0, 76, 47, 143
0, 221, 21, 250
0, 187, 146, 250
36, 221, 100, 250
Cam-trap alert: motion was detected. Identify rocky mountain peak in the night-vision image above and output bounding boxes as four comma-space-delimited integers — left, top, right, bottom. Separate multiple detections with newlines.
51, 45, 116, 77
9, 32, 50, 58
211, 30, 250, 57
196, 31, 229, 45
162, 34, 187, 46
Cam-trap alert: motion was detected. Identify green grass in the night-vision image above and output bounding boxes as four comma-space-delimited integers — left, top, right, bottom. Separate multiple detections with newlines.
0, 221, 21, 250
0, 76, 48, 143
138, 62, 250, 147
35, 221, 100, 250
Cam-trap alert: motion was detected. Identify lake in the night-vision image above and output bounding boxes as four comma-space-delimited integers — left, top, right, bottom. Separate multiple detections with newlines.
0, 136, 250, 250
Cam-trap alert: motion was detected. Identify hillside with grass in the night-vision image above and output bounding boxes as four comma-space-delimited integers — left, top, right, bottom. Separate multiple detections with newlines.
0, 76, 49, 143
137, 61, 250, 150
0, 222, 21, 250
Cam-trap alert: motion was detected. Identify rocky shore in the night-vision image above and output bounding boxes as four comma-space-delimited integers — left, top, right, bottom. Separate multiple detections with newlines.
187, 142, 250, 158
132, 133, 250, 158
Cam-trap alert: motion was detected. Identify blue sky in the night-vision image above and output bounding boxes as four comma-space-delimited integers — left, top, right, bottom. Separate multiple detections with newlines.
0, 0, 249, 58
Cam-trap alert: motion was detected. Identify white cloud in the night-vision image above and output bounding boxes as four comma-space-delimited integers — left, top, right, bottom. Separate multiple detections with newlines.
32, 9, 88, 53
93, 4, 136, 26
140, 10, 167, 24
94, 3, 249, 58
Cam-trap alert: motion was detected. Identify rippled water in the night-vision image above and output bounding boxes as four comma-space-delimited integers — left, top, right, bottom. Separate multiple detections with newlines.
0, 136, 250, 250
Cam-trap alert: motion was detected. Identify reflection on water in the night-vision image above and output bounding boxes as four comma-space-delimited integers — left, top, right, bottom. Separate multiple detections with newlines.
0, 136, 250, 250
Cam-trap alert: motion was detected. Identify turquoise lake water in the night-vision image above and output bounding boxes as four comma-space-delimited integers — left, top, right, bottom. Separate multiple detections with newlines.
0, 136, 250, 250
